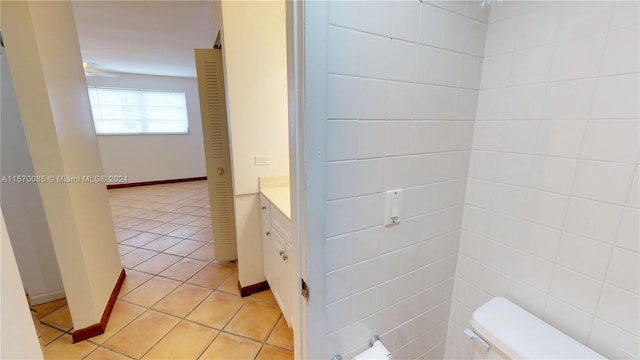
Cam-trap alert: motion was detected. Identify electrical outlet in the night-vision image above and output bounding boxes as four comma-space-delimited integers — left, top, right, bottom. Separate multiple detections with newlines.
384, 189, 403, 226
255, 156, 270, 166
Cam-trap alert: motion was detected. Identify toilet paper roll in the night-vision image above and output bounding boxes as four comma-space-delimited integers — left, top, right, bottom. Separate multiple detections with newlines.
353, 340, 392, 360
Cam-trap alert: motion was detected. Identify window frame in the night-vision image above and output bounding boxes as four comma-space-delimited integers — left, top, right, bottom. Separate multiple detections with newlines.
87, 86, 191, 136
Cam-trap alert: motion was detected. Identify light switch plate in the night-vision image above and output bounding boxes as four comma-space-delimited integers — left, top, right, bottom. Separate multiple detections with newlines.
384, 189, 403, 226
255, 156, 270, 166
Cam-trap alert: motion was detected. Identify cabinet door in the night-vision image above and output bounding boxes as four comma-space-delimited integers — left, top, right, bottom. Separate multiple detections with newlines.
272, 231, 287, 313
271, 206, 290, 239
262, 231, 275, 285
259, 195, 271, 229
283, 241, 294, 327
260, 197, 273, 283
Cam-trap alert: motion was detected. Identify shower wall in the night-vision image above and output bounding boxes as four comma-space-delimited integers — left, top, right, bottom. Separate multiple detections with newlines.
316, 1, 489, 358
446, 2, 639, 359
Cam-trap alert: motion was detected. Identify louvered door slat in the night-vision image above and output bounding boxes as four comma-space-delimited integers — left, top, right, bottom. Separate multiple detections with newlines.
195, 49, 237, 260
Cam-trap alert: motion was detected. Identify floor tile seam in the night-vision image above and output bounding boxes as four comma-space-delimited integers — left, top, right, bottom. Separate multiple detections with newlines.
209, 266, 236, 289
194, 329, 223, 360
120, 276, 183, 308
164, 287, 217, 322
134, 317, 184, 360
98, 307, 182, 359
87, 304, 150, 347
123, 249, 213, 280
138, 244, 185, 253
119, 228, 211, 245
38, 321, 72, 334
222, 301, 282, 343
219, 328, 272, 346
38, 323, 67, 346
217, 299, 252, 336
215, 286, 241, 297
154, 277, 213, 294
117, 272, 158, 298
158, 242, 208, 258
164, 219, 208, 226
34, 303, 68, 318
124, 232, 219, 270
263, 313, 286, 348
247, 296, 279, 306
39, 313, 74, 334
130, 256, 183, 275
265, 342, 295, 353
169, 265, 222, 287
253, 343, 266, 360
82, 345, 136, 360
115, 232, 144, 242
104, 184, 293, 359
124, 267, 234, 314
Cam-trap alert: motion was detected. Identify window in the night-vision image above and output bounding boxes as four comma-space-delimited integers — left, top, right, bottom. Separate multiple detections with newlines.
88, 87, 189, 135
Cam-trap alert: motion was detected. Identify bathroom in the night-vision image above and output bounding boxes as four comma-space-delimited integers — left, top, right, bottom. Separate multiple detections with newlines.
309, 1, 639, 359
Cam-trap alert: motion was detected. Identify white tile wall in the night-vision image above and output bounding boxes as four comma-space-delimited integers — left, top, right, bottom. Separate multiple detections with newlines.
543, 79, 597, 119
319, 1, 638, 359
601, 25, 640, 76
591, 74, 640, 119
389, 40, 418, 83
328, 26, 361, 76
581, 120, 640, 163
549, 34, 606, 81
418, 4, 444, 47
446, 2, 640, 360
556, 2, 613, 41
361, 0, 392, 37
324, 1, 488, 358
360, 33, 391, 79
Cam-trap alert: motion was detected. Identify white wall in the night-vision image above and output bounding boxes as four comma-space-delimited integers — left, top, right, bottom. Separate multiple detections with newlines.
446, 2, 640, 359
0, 209, 44, 360
221, 0, 289, 196
4, 0, 123, 329
0, 10, 45, 351
1, 44, 64, 305
208, 0, 222, 47
220, 0, 289, 286
87, 74, 206, 183
312, 1, 489, 358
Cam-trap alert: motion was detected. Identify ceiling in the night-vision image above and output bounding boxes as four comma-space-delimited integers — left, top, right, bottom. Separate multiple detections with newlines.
72, 1, 213, 78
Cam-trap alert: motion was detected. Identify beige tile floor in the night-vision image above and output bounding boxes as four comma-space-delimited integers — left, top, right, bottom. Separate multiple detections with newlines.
35, 180, 293, 360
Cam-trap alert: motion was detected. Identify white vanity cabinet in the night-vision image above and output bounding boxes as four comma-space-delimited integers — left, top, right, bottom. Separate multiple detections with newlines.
260, 192, 295, 328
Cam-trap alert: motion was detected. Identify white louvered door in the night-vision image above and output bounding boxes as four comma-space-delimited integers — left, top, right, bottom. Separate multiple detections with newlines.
194, 48, 237, 260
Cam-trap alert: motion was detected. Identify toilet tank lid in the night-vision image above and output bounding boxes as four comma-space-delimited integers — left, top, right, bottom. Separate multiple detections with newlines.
471, 297, 605, 359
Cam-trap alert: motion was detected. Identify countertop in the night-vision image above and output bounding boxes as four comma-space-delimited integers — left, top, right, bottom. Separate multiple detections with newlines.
259, 176, 291, 219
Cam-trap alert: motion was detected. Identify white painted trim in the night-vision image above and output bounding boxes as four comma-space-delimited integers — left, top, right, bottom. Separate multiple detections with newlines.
286, 0, 305, 358
30, 290, 66, 306
301, 2, 329, 359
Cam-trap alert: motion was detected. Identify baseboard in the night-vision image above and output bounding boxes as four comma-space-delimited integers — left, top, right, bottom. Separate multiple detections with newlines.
30, 290, 66, 306
106, 176, 207, 189
72, 269, 126, 343
238, 280, 270, 297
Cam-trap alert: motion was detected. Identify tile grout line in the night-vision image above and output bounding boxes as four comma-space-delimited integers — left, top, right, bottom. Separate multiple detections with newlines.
44, 181, 293, 359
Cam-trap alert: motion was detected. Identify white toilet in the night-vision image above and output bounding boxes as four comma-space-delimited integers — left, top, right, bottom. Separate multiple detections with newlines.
465, 297, 605, 359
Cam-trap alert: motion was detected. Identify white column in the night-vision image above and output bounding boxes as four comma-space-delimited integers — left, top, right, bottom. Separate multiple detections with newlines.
2, 1, 122, 329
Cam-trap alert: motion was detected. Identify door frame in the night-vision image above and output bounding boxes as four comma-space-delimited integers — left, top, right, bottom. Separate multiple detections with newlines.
287, 1, 329, 359
285, 0, 305, 358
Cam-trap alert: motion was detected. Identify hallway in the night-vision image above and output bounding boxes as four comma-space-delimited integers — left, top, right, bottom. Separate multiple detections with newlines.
35, 180, 293, 359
